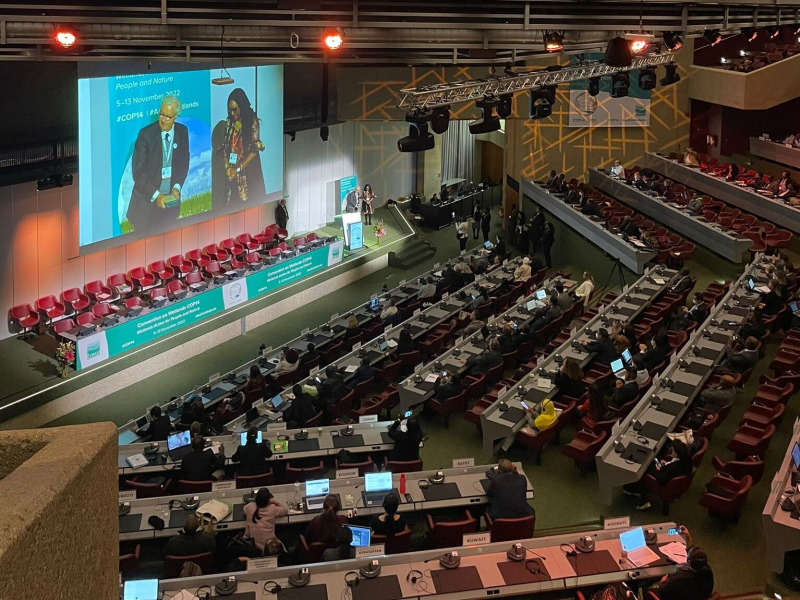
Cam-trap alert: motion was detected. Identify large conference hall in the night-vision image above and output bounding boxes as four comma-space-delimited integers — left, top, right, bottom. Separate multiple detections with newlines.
3, 2, 800, 599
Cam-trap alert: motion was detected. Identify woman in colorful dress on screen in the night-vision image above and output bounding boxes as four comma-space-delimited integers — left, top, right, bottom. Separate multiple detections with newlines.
219, 88, 266, 205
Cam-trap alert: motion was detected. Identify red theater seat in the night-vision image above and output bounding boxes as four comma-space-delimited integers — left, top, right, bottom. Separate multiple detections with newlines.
76, 311, 99, 327
293, 237, 308, 248
150, 287, 169, 303
91, 302, 116, 320
84, 280, 114, 303
168, 255, 194, 277
236, 233, 261, 251
306, 233, 319, 242
107, 273, 134, 299
229, 256, 248, 270
128, 266, 157, 291
36, 295, 66, 323
246, 252, 262, 267
167, 280, 188, 298
9, 304, 40, 337
61, 288, 91, 314
53, 317, 76, 339
124, 297, 143, 311
220, 238, 245, 257
148, 260, 175, 282
185, 248, 209, 269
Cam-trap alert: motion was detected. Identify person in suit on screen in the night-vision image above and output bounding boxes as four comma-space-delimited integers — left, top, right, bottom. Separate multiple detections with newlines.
127, 95, 189, 231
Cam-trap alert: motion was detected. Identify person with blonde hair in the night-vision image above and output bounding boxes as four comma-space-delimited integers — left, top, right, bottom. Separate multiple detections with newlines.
572, 271, 595, 300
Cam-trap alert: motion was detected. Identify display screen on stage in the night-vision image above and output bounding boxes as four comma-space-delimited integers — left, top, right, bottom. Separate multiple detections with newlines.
78, 66, 283, 251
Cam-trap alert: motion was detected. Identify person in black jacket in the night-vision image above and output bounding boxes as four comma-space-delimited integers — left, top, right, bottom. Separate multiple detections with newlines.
529, 206, 545, 253
657, 547, 714, 600
232, 427, 273, 476
485, 458, 535, 519
639, 330, 671, 371
316, 365, 345, 407
285, 384, 317, 428
348, 358, 376, 387
180, 397, 212, 435
530, 295, 562, 332
148, 405, 173, 442
433, 372, 463, 401
182, 435, 226, 482
607, 368, 639, 409
540, 222, 555, 268
299, 343, 319, 368
668, 293, 709, 331
481, 208, 492, 243
582, 328, 617, 364
497, 322, 518, 353
387, 417, 423, 462
392, 328, 415, 358
164, 514, 216, 558
463, 338, 503, 376
624, 439, 692, 511
553, 357, 585, 399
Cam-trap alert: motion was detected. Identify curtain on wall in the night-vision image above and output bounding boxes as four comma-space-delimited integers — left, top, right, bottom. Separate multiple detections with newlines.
440, 120, 474, 184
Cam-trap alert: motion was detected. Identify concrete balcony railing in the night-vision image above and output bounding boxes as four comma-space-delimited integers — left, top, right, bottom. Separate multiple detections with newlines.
688, 53, 800, 110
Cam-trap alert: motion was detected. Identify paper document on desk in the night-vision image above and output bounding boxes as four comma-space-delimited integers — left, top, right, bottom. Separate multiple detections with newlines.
630, 239, 646, 248
172, 590, 198, 600
344, 364, 358, 373
755, 285, 771, 294
652, 277, 665, 285
537, 377, 551, 389
425, 373, 440, 383
659, 541, 687, 564
209, 443, 222, 455
387, 339, 398, 348
126, 453, 149, 469
627, 545, 661, 567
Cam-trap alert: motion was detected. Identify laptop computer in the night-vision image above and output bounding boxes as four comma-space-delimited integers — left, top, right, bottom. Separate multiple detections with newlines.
348, 525, 372, 547
793, 442, 800, 469
240, 431, 263, 446
621, 348, 632, 365
123, 579, 159, 600
483, 240, 493, 249
369, 297, 381, 312
270, 394, 290, 412
134, 415, 150, 435
610, 358, 626, 378
362, 472, 397, 506
245, 407, 269, 429
379, 340, 389, 352
791, 301, 800, 316
620, 527, 659, 567
167, 431, 192, 461
305, 479, 331, 511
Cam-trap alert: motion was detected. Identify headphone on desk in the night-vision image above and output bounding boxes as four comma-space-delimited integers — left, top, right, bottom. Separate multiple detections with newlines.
407, 569, 423, 584
344, 571, 360, 588
263, 581, 281, 594
195, 585, 213, 599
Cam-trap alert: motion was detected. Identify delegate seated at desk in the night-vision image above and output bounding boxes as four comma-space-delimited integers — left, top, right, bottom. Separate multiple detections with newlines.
607, 368, 639, 409
182, 436, 226, 481
581, 328, 617, 364
232, 427, 273, 476
316, 365, 346, 407
417, 277, 437, 300
304, 495, 348, 547
553, 357, 586, 399
387, 416, 423, 462
181, 398, 212, 435
624, 439, 694, 511
530, 295, 562, 332
640, 330, 671, 371
348, 358, 376, 387
462, 338, 503, 376
299, 343, 318, 368
322, 525, 356, 562
369, 493, 407, 536
433, 372, 463, 402
148, 405, 173, 442
285, 384, 317, 428
485, 458, 536, 520
498, 399, 558, 453
716, 336, 759, 375
657, 547, 715, 600
243, 488, 289, 553
694, 375, 736, 415
164, 514, 216, 558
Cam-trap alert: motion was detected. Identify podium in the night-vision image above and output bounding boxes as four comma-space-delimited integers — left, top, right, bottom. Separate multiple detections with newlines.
341, 211, 363, 250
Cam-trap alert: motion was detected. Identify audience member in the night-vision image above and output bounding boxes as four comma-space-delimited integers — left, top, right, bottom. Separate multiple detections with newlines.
481, 207, 492, 243
610, 160, 625, 178
717, 336, 759, 374
433, 371, 463, 401
348, 358, 376, 387
272, 348, 300, 376
514, 257, 532, 282
245, 364, 267, 396
369, 493, 407, 536
530, 206, 545, 253
472, 205, 482, 240
541, 222, 555, 268
316, 364, 345, 406
580, 383, 613, 426
463, 338, 503, 376
669, 269, 694, 295
555, 281, 572, 311
531, 295, 562, 332
625, 439, 692, 511
607, 368, 639, 409
182, 435, 226, 482
181, 397, 212, 434
460, 310, 486, 337
554, 357, 586, 399
498, 322, 518, 353
611, 321, 635, 354
304, 495, 346, 547
148, 405, 173, 442
417, 277, 437, 300
640, 330, 671, 371
582, 328, 617, 364
299, 343, 319, 368
321, 525, 355, 561
485, 458, 536, 519
232, 426, 273, 476
572, 271, 595, 300
380, 299, 399, 324
724, 163, 739, 182
657, 547, 714, 600
285, 384, 317, 428
243, 488, 289, 553
394, 328, 416, 355
633, 355, 649, 388
669, 293, 709, 331
164, 514, 216, 557
387, 416, 424, 462
738, 308, 766, 341
472, 289, 489, 310
695, 375, 736, 414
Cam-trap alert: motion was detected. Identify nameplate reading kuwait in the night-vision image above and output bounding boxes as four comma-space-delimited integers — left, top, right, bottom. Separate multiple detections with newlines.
359, 415, 378, 423
453, 458, 475, 468
247, 557, 278, 571
603, 516, 631, 530
463, 532, 491, 546
212, 481, 236, 492
355, 545, 385, 558
336, 468, 359, 479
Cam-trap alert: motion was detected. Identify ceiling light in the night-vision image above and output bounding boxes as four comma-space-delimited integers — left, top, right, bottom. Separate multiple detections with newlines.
398, 113, 434, 153
53, 25, 78, 49
469, 98, 501, 134
704, 29, 722, 46
765, 26, 780, 39
323, 28, 344, 51
638, 68, 656, 91
610, 72, 630, 98
430, 107, 450, 135
544, 31, 564, 53
742, 27, 758, 42
630, 39, 648, 54
588, 77, 601, 97
529, 86, 556, 120
662, 32, 683, 51
497, 94, 513, 119
660, 62, 680, 86
605, 37, 633, 67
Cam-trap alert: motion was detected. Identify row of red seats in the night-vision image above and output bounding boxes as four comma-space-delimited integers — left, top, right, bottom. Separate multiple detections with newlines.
8, 223, 312, 338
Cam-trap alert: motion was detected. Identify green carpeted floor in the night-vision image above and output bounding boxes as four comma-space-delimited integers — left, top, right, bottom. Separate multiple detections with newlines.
33, 203, 794, 596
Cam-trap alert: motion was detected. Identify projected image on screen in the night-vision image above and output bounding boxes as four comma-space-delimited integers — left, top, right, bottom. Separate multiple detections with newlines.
78, 66, 283, 251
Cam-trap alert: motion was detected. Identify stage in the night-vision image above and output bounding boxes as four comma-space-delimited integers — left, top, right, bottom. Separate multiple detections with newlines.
0, 206, 413, 429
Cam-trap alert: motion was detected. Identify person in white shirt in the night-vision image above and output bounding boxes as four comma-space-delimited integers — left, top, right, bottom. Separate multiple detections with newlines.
380, 299, 398, 321
513, 257, 532, 282
633, 355, 649, 388
610, 160, 625, 178
272, 348, 299, 375
572, 271, 595, 300
417, 277, 437, 300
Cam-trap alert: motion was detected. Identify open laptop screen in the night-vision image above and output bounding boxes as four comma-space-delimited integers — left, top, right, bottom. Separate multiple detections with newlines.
305, 479, 330, 498
621, 348, 632, 364
610, 358, 625, 374
271, 394, 284, 409
620, 527, 646, 553
349, 525, 372, 547
167, 431, 191, 452
240, 431, 263, 446
793, 442, 800, 470
123, 579, 159, 600
535, 289, 547, 300
364, 471, 393, 493
370, 297, 380, 311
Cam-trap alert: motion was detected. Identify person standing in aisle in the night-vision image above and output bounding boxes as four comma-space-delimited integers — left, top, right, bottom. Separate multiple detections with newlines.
472, 205, 482, 240
275, 198, 289, 231
529, 205, 545, 254
456, 218, 469, 252
541, 221, 555, 268
507, 204, 519, 246
481, 208, 492, 243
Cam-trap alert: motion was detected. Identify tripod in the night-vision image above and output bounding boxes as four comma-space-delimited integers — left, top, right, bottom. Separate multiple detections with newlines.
601, 256, 627, 294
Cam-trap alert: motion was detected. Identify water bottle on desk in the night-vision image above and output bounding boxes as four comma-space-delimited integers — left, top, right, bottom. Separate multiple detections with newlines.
293, 481, 301, 510
400, 473, 406, 495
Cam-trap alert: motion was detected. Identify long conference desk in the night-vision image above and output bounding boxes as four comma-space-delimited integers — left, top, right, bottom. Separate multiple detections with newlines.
480, 267, 678, 456
119, 463, 534, 541
223, 260, 518, 435
157, 523, 684, 600
588, 168, 753, 262
763, 418, 800, 573
398, 275, 575, 414
119, 245, 500, 445
522, 178, 656, 273
596, 256, 770, 504
419, 187, 485, 229
645, 151, 800, 235
750, 136, 800, 170
118, 421, 395, 477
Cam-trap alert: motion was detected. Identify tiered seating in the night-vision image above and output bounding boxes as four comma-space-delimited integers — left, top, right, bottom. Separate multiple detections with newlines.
8, 225, 327, 338
714, 42, 800, 71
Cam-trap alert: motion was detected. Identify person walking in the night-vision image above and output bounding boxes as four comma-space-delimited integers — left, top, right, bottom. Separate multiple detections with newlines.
456, 218, 469, 252
541, 222, 555, 268
472, 205, 482, 240
481, 208, 492, 243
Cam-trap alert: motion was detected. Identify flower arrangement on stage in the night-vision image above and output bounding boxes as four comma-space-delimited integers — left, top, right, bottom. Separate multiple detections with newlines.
374, 220, 386, 244
55, 341, 76, 378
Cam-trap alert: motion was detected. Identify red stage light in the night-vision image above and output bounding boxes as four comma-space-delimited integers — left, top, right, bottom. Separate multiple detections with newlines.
630, 39, 648, 53
323, 29, 343, 51
54, 26, 78, 49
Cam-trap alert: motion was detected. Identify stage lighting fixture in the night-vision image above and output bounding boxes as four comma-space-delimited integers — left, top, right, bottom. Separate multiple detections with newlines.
469, 98, 501, 135
497, 94, 513, 119
431, 107, 451, 135
605, 37, 633, 67
660, 62, 680, 86
398, 113, 435, 153
588, 77, 601, 97
742, 27, 758, 42
629, 38, 648, 54
703, 29, 722, 46
323, 28, 344, 51
662, 32, 683, 51
529, 86, 556, 120
53, 25, 78, 49
544, 31, 564, 53
765, 26, 780, 39
320, 125, 329, 142
610, 72, 630, 98
638, 67, 656, 91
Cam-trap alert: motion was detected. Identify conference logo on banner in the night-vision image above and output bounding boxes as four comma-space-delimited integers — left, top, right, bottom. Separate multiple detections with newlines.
348, 221, 364, 251
328, 240, 343, 265
222, 279, 248, 310
77, 331, 110, 369
568, 54, 651, 128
